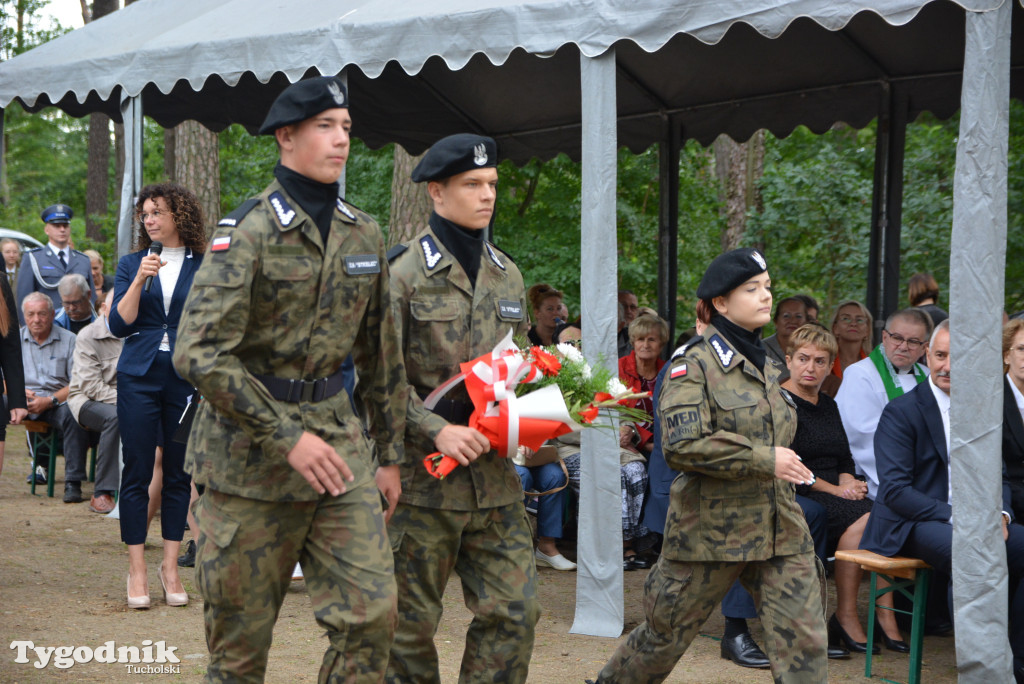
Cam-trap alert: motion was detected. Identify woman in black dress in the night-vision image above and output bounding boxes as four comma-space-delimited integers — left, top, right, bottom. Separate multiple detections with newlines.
782, 323, 908, 655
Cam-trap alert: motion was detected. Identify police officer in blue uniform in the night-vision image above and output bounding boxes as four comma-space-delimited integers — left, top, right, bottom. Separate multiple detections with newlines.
16, 204, 95, 323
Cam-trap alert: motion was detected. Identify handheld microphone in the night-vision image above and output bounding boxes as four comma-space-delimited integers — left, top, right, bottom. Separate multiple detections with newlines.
144, 241, 163, 292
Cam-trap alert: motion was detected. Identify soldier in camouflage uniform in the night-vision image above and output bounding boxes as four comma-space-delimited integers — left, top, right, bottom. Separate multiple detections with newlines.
383, 134, 538, 684
174, 76, 407, 683
593, 248, 827, 684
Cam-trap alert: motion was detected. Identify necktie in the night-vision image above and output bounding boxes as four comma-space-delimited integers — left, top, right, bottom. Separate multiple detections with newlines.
58, 251, 67, 269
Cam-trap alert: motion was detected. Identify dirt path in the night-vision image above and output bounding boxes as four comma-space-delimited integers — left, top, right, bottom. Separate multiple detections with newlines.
0, 425, 959, 682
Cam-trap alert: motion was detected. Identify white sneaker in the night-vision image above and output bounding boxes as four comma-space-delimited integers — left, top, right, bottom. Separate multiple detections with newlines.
291, 563, 303, 581
535, 548, 577, 571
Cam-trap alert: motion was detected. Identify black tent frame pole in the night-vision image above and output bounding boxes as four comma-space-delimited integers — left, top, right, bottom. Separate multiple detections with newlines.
867, 84, 908, 344
658, 116, 680, 354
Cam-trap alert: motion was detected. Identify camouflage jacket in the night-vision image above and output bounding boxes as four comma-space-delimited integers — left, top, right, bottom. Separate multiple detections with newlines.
173, 179, 407, 502
657, 324, 810, 561
389, 226, 528, 510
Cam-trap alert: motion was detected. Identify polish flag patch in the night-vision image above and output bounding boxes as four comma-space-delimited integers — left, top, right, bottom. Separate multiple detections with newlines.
670, 364, 687, 379
211, 236, 232, 252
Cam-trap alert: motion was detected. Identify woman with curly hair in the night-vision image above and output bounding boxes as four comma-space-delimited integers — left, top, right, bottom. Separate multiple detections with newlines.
109, 183, 206, 609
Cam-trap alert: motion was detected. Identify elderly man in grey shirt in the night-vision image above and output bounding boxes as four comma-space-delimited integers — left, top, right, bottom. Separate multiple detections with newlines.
20, 291, 90, 503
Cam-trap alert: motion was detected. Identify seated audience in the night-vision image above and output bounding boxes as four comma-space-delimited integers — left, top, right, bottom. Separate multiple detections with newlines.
19, 292, 90, 503
2, 238, 21, 292
84, 249, 114, 296
1003, 319, 1024, 520
908, 272, 947, 328
618, 313, 668, 457
617, 289, 639, 358
55, 273, 97, 335
762, 296, 807, 382
67, 293, 122, 514
795, 294, 820, 323
514, 444, 575, 571
527, 283, 563, 346
861, 320, 1024, 682
821, 300, 874, 397
782, 324, 904, 655
835, 308, 931, 500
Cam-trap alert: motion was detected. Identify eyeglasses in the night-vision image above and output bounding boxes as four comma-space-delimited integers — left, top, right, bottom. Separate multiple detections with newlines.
838, 315, 868, 325
138, 210, 165, 222
885, 330, 925, 350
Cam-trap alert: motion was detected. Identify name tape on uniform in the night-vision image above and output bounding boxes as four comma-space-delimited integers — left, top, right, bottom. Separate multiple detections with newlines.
343, 254, 381, 275
498, 300, 523, 320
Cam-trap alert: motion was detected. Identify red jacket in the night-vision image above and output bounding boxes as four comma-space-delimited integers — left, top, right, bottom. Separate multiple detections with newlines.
618, 351, 665, 449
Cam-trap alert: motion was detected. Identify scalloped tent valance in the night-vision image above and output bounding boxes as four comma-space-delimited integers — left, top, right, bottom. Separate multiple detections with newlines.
0, 0, 1020, 161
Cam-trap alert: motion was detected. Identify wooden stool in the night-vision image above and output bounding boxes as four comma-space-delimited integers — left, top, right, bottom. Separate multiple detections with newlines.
835, 549, 932, 684
23, 420, 98, 498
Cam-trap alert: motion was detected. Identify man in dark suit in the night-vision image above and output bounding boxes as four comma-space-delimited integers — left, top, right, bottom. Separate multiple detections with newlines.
16, 204, 94, 323
861, 319, 1024, 681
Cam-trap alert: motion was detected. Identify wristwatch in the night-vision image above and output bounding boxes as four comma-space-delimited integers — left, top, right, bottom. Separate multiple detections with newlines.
51, 396, 60, 408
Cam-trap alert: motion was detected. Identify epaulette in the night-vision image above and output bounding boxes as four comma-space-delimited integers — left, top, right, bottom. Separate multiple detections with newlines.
488, 242, 516, 264
386, 244, 409, 263
670, 335, 705, 360
217, 198, 260, 228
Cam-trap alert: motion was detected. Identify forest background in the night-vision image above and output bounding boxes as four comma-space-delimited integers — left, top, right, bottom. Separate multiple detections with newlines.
3, 0, 1024, 332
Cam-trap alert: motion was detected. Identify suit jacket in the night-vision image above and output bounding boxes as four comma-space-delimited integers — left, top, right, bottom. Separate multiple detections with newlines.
108, 247, 201, 377
642, 362, 674, 534
861, 381, 1012, 556
1003, 376, 1024, 518
16, 246, 95, 323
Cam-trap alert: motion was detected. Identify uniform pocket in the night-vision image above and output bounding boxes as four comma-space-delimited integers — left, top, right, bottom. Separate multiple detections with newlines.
710, 388, 760, 436
698, 479, 765, 558
409, 296, 466, 368
195, 492, 244, 608
262, 255, 314, 281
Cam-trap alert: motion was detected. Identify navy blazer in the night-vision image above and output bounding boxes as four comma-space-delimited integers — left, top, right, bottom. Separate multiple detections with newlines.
108, 247, 202, 377
861, 381, 1012, 556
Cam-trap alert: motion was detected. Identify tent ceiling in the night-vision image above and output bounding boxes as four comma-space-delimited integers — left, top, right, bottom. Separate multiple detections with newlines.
0, 0, 1020, 161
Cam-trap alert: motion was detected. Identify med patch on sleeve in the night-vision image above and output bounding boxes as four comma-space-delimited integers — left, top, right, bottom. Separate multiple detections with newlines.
662, 405, 702, 445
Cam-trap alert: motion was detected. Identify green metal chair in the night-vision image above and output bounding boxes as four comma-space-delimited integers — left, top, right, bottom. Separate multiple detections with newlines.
24, 420, 98, 498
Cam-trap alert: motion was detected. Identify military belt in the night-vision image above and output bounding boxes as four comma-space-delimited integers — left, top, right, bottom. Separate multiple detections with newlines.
255, 369, 347, 404
417, 390, 474, 425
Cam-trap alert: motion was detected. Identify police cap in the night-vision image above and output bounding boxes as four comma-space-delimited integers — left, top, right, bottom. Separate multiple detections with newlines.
696, 248, 768, 300
41, 204, 73, 224
411, 134, 497, 183
258, 76, 349, 135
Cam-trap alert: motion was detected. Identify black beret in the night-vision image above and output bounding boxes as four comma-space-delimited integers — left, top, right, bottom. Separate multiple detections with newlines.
696, 248, 769, 300
41, 204, 73, 224
411, 134, 497, 183
258, 76, 348, 135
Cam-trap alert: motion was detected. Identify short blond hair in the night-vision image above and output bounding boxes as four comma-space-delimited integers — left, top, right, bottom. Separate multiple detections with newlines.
785, 323, 839, 364
628, 314, 669, 346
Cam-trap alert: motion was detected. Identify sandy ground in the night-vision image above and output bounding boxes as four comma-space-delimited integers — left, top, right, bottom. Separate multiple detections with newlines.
0, 424, 960, 683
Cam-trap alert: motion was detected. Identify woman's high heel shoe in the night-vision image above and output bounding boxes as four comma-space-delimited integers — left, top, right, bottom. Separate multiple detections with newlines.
158, 562, 189, 607
127, 573, 151, 610
875, 617, 910, 653
828, 614, 880, 655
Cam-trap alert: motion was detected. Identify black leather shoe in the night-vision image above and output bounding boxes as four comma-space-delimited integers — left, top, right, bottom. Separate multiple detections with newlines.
63, 481, 83, 504
875, 618, 910, 653
1014, 664, 1024, 684
177, 539, 196, 568
827, 644, 851, 659
828, 614, 880, 655
720, 632, 771, 669
925, 620, 954, 637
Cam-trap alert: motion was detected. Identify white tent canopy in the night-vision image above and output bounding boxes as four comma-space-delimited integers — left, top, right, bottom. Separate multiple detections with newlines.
0, 1, 1017, 678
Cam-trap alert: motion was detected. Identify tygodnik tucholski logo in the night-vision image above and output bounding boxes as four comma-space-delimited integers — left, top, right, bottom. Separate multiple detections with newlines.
10, 639, 181, 673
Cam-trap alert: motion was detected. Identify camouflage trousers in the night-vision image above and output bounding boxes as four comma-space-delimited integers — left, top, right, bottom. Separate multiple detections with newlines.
194, 484, 397, 684
596, 552, 827, 684
385, 501, 540, 684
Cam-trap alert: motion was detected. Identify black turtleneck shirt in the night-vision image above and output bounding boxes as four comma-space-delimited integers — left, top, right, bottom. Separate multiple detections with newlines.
711, 313, 767, 372
274, 163, 339, 245
429, 212, 485, 287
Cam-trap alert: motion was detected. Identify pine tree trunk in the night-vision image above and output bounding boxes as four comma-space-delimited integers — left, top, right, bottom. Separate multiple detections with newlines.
172, 120, 220, 235
388, 146, 431, 247
84, 0, 119, 241
713, 131, 765, 252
